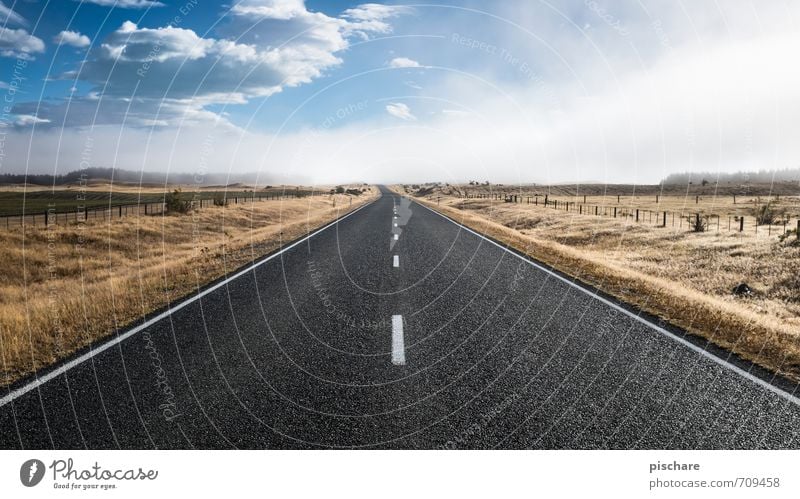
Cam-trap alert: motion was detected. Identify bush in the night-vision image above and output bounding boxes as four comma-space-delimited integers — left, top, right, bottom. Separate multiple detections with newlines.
212, 194, 228, 207
778, 228, 799, 245
686, 213, 708, 232
753, 201, 786, 226
335, 185, 345, 194
165, 188, 192, 214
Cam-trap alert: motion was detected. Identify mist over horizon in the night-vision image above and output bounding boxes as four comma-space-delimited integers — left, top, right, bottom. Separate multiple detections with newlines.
1, 1, 798, 185
3, 166, 800, 189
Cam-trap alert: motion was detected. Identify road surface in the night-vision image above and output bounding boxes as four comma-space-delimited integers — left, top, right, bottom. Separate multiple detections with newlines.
1, 186, 799, 449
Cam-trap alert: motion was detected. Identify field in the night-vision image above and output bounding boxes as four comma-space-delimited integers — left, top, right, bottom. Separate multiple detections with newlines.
0, 186, 377, 386
0, 183, 334, 216
399, 183, 800, 382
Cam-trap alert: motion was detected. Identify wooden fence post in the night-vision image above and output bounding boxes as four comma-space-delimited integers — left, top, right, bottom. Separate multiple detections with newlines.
739, 217, 744, 232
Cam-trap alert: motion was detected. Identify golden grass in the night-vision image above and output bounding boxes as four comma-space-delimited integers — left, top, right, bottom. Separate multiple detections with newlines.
399, 185, 800, 382
0, 188, 377, 386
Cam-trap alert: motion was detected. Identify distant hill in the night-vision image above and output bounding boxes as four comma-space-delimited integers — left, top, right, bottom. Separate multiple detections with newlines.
662, 168, 800, 185
0, 167, 277, 187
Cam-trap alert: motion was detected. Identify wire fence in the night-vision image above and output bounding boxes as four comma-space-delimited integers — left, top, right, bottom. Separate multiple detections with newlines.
448, 192, 800, 238
0, 191, 321, 230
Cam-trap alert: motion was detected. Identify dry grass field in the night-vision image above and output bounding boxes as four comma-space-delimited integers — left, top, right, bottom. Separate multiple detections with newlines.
0, 187, 377, 386
399, 183, 800, 382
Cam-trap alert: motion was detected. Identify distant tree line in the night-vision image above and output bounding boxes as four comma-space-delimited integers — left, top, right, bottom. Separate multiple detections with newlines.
0, 167, 278, 186
662, 168, 800, 185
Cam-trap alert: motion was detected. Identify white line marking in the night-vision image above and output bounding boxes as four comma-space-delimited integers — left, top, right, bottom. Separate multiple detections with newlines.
394, 234, 399, 240
416, 201, 800, 406
393, 255, 399, 268
394, 223, 398, 227
391, 315, 406, 365
0, 200, 377, 408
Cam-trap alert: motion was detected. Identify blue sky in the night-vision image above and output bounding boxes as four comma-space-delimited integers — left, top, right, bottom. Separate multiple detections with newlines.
2, 0, 799, 184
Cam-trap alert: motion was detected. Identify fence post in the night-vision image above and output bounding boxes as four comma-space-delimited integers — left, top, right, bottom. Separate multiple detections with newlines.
797, 220, 800, 239
635, 209, 639, 222
614, 207, 617, 218
739, 217, 744, 232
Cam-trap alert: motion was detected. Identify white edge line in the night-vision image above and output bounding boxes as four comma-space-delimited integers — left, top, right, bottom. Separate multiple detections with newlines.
414, 199, 800, 407
0, 200, 376, 408
391, 315, 405, 365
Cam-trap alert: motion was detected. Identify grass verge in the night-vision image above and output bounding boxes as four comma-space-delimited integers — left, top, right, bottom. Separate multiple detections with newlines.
400, 187, 800, 383
0, 188, 377, 386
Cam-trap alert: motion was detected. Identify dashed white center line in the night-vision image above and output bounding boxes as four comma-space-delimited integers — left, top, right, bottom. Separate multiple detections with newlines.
393, 255, 399, 268
391, 315, 405, 365
394, 223, 397, 227
394, 234, 399, 240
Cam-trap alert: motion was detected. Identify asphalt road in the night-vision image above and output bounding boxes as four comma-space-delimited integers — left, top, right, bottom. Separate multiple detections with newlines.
2, 186, 800, 449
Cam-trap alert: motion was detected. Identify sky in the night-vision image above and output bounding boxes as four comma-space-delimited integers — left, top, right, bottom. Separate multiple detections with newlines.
0, 0, 799, 185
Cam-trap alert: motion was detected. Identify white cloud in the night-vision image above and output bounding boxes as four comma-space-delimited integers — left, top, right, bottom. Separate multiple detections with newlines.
230, 0, 306, 20
54, 30, 91, 48
342, 3, 412, 38
14, 114, 50, 126
389, 57, 420, 68
75, 0, 165, 8
0, 27, 45, 59
18, 2, 410, 128
385, 102, 416, 121
0, 1, 27, 26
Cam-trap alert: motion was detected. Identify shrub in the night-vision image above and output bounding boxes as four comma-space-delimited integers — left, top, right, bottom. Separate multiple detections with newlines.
165, 188, 192, 214
778, 228, 799, 245
686, 213, 708, 232
753, 201, 786, 226
212, 194, 228, 207
335, 185, 345, 194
